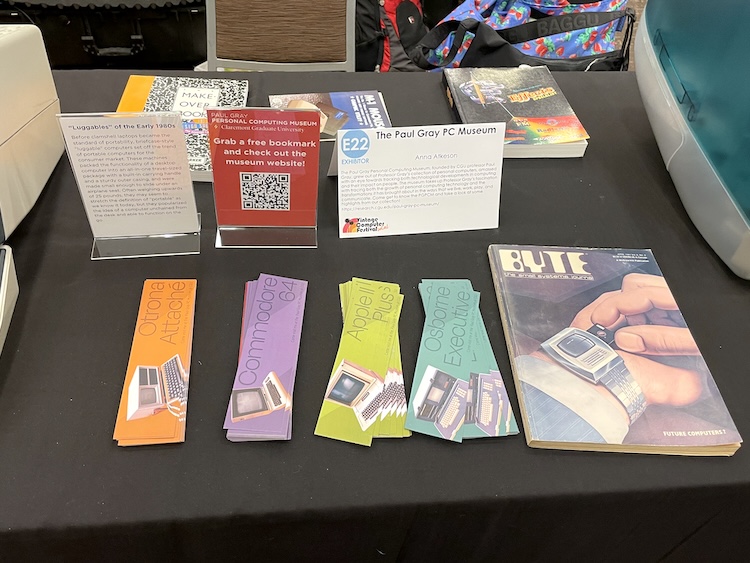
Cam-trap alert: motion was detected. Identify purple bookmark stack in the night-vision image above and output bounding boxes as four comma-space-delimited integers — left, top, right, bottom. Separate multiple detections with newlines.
224, 274, 308, 441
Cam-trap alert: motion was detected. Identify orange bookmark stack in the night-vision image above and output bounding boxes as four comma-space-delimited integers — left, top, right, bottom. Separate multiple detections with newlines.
113, 279, 197, 446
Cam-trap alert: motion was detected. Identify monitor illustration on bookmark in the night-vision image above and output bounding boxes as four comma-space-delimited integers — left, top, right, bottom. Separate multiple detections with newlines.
230, 371, 291, 423
326, 359, 384, 431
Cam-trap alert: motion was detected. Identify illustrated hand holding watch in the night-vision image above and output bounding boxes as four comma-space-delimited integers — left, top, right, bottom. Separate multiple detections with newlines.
539, 274, 705, 421
541, 324, 647, 424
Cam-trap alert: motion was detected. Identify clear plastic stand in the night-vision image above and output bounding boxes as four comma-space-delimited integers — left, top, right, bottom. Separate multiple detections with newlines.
92, 215, 201, 260
215, 224, 317, 249
207, 107, 320, 251
57, 112, 202, 261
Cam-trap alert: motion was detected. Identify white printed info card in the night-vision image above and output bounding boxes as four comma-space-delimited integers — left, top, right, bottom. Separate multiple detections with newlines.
58, 112, 199, 239
337, 123, 505, 238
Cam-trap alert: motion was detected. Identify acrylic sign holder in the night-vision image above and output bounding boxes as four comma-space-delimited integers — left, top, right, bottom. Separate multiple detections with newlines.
58, 112, 201, 260
215, 222, 317, 249
208, 107, 320, 249
91, 214, 201, 260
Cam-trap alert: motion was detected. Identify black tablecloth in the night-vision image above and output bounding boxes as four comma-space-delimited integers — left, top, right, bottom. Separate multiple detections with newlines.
1, 70, 749, 561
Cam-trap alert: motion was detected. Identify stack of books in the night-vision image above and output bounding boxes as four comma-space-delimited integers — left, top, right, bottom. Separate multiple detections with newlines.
443, 66, 589, 158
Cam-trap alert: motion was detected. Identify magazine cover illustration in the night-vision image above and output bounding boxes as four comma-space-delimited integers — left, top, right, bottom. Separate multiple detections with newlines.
269, 91, 390, 141
489, 245, 741, 455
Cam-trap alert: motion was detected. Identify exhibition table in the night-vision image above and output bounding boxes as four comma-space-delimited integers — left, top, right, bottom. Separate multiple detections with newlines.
1, 70, 749, 561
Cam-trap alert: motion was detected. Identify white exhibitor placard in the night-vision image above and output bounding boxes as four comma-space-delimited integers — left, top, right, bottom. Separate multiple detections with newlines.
336, 123, 505, 238
58, 112, 200, 240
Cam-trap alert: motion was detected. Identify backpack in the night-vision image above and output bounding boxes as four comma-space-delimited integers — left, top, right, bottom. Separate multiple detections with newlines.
355, 0, 428, 72
413, 0, 634, 71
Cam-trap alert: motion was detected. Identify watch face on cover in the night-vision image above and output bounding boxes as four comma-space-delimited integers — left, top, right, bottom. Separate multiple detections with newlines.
557, 332, 595, 358
541, 327, 621, 383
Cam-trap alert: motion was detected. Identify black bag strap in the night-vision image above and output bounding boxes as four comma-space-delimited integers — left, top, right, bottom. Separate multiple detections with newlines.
497, 10, 629, 45
617, 8, 636, 71
408, 18, 488, 70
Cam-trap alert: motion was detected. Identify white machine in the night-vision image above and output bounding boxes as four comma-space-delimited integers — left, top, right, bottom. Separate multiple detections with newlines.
0, 24, 63, 240
635, 3, 750, 279
0, 24, 63, 354
0, 246, 18, 354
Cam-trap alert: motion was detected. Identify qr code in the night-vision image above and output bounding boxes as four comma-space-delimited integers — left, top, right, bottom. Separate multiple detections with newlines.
240, 172, 290, 210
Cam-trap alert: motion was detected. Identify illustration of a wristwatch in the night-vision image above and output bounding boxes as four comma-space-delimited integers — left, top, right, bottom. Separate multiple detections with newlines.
541, 325, 647, 424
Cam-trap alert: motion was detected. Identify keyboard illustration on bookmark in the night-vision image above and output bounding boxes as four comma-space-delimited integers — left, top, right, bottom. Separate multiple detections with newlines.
230, 371, 291, 423
479, 382, 495, 426
414, 365, 468, 440
478, 372, 505, 436
471, 372, 501, 424
325, 359, 384, 431
127, 354, 188, 421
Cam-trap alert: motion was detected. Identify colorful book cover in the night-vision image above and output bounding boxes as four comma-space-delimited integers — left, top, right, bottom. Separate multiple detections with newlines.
224, 274, 307, 441
315, 278, 403, 446
207, 108, 320, 229
268, 91, 391, 141
488, 244, 742, 456
116, 75, 249, 181
443, 67, 588, 147
113, 279, 197, 446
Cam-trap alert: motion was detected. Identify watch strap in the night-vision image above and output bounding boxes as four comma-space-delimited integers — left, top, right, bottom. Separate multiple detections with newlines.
600, 359, 646, 424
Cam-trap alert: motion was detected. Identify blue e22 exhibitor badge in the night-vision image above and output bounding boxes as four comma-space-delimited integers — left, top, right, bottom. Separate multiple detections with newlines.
341, 130, 370, 159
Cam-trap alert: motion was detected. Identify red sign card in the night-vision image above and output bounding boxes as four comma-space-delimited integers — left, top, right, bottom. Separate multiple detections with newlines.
208, 108, 320, 227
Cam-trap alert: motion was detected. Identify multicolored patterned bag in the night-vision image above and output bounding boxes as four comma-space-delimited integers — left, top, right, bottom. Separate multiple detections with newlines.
412, 0, 634, 71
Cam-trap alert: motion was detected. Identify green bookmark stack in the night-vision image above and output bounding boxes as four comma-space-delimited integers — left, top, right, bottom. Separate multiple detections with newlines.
315, 278, 410, 446
405, 279, 519, 443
